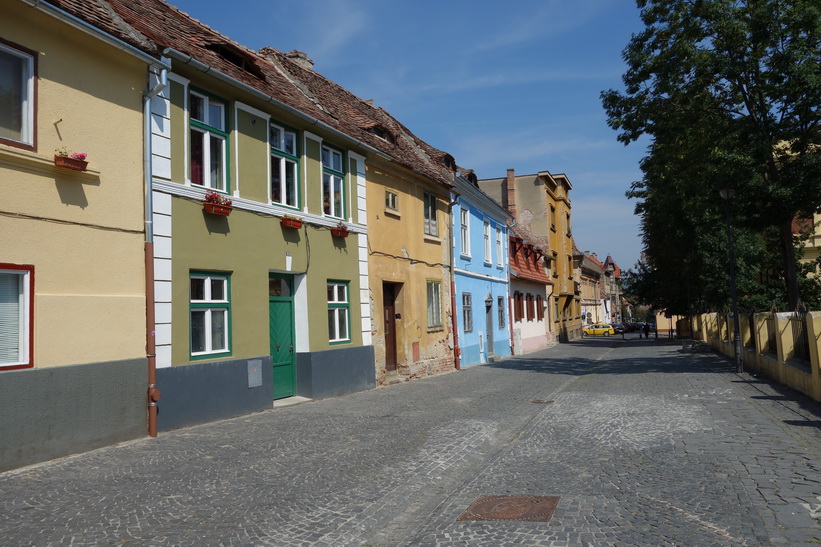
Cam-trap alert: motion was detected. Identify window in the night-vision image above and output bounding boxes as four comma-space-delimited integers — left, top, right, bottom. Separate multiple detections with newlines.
426, 280, 442, 328
483, 221, 491, 263
526, 293, 534, 321
554, 298, 560, 321
385, 190, 398, 211
550, 205, 556, 231
513, 291, 524, 322
462, 293, 473, 332
496, 228, 503, 267
0, 265, 33, 369
566, 212, 572, 236
189, 90, 228, 191
0, 41, 35, 148
423, 192, 438, 236
322, 145, 344, 218
327, 281, 350, 343
270, 123, 298, 208
536, 295, 545, 321
498, 296, 505, 329
190, 273, 230, 357
460, 208, 470, 256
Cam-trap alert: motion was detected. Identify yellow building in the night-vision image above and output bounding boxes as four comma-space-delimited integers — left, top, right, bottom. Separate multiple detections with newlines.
366, 149, 456, 385
479, 169, 582, 344
0, 0, 165, 471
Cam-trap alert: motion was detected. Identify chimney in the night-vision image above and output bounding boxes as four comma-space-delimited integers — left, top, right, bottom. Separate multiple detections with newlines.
284, 50, 314, 70
503, 168, 517, 218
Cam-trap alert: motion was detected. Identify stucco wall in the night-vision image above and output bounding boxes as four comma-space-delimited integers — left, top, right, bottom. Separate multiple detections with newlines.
0, 358, 146, 472
1, 3, 148, 369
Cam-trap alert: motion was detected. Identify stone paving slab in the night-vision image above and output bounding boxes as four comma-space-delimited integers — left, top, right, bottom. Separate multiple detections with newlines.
2, 336, 821, 545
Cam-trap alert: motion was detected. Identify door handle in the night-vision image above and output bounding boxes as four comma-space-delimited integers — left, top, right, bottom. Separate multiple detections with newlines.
289, 345, 293, 355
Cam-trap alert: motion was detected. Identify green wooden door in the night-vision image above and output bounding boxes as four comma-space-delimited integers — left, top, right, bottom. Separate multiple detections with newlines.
269, 275, 295, 399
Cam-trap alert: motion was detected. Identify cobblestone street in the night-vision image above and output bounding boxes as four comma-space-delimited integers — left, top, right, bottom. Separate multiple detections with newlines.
3, 337, 821, 546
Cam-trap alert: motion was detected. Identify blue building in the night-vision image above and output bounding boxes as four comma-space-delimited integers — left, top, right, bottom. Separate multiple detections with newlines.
452, 171, 513, 366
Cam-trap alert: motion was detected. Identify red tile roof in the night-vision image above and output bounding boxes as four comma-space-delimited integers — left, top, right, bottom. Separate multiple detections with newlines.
51, 0, 454, 189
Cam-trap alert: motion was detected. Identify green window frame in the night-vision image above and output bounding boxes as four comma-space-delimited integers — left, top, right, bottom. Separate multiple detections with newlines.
190, 272, 231, 358
270, 122, 299, 209
327, 281, 350, 343
189, 89, 229, 192
322, 145, 345, 219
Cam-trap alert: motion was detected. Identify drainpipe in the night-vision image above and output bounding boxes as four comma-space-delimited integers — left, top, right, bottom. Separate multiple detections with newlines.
144, 64, 168, 437
448, 195, 461, 370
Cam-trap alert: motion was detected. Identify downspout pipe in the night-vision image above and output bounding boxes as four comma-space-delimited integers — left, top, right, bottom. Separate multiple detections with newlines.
144, 65, 168, 437
448, 195, 461, 370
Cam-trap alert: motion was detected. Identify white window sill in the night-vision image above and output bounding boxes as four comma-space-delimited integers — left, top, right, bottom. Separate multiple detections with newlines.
385, 208, 401, 219
424, 234, 442, 244
0, 145, 101, 178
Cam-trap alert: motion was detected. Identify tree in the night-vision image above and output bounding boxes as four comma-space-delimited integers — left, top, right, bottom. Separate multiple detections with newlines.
602, 0, 821, 311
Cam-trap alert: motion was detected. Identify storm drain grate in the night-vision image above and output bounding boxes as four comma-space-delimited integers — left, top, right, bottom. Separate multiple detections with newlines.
457, 496, 561, 522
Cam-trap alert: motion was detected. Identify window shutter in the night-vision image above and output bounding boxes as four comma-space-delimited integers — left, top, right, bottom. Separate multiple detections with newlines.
0, 273, 21, 363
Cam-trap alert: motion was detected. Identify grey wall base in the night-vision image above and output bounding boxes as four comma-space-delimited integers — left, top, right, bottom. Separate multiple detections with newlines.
0, 359, 146, 473
156, 356, 273, 432
296, 345, 375, 399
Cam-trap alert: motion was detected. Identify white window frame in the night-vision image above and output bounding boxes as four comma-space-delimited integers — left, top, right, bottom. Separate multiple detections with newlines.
483, 220, 491, 264
462, 293, 473, 332
426, 280, 442, 328
328, 281, 350, 343
385, 190, 398, 211
460, 208, 470, 256
0, 42, 35, 147
270, 122, 299, 208
190, 273, 230, 357
322, 145, 345, 219
424, 192, 438, 236
189, 90, 228, 192
0, 267, 32, 368
496, 227, 503, 267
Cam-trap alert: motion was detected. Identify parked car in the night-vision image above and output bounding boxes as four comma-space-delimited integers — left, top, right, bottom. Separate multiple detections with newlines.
611, 323, 625, 334
583, 323, 615, 336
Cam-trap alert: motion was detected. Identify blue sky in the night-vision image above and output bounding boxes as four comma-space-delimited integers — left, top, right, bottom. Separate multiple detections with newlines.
171, 0, 649, 270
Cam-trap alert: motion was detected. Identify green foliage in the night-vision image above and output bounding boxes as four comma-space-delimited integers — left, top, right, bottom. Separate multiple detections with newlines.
603, 0, 821, 311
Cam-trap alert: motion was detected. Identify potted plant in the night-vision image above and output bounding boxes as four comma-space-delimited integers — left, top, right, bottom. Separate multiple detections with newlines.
330, 222, 350, 238
281, 215, 303, 229
54, 148, 88, 171
203, 191, 233, 216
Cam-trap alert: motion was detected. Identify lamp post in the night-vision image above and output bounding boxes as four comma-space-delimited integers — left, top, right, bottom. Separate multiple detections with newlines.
719, 187, 743, 373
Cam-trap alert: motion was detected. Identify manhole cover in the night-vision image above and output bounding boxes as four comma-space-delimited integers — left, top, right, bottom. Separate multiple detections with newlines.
457, 496, 561, 522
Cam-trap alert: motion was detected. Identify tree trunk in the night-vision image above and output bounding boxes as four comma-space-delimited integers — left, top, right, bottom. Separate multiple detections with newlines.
780, 218, 800, 310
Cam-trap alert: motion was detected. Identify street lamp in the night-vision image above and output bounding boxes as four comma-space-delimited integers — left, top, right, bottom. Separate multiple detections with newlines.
719, 186, 743, 373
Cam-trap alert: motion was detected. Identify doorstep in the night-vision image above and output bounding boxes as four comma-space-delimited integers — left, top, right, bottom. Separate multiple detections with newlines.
274, 396, 312, 408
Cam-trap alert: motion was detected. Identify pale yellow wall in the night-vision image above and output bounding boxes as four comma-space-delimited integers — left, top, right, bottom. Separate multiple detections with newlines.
1, 3, 149, 367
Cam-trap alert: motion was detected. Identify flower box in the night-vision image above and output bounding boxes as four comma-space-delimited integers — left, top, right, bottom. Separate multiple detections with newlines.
203, 202, 233, 216
54, 155, 88, 172
330, 226, 350, 238
281, 217, 303, 229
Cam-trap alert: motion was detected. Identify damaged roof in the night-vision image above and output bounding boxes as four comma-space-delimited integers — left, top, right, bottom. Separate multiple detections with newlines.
48, 0, 454, 188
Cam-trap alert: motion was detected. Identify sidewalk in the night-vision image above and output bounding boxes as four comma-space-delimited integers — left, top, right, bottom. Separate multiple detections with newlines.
2, 338, 820, 545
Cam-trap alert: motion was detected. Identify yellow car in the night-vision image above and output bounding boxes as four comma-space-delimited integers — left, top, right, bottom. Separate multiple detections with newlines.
583, 323, 615, 336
